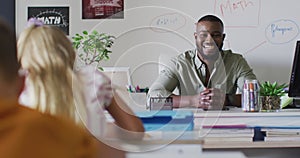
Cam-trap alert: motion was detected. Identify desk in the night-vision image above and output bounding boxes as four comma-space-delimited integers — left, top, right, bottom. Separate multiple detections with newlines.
104, 132, 203, 157
106, 108, 300, 157
189, 108, 300, 158
105, 131, 203, 150
112, 132, 247, 158
128, 151, 246, 158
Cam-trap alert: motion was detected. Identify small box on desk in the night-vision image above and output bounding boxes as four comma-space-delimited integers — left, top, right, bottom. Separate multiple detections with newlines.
136, 110, 194, 131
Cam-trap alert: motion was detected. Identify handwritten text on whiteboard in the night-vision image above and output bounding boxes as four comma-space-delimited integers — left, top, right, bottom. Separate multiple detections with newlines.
214, 0, 261, 27
265, 19, 299, 44
150, 13, 186, 33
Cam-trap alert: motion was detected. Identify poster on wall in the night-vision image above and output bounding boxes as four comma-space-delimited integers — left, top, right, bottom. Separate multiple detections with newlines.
82, 0, 124, 19
28, 7, 69, 35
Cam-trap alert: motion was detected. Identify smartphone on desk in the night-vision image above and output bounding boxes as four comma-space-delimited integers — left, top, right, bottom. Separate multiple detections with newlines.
202, 106, 229, 111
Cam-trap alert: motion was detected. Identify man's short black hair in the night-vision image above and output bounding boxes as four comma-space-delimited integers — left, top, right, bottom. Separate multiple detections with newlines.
197, 15, 224, 28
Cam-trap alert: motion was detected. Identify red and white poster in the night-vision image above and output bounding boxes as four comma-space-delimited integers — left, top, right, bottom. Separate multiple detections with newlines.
82, 0, 124, 19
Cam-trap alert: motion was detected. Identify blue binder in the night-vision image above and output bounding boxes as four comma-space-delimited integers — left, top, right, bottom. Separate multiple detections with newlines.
136, 110, 194, 131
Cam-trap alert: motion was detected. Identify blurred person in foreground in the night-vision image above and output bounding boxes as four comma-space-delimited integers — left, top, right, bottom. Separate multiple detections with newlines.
17, 18, 144, 141
0, 18, 127, 158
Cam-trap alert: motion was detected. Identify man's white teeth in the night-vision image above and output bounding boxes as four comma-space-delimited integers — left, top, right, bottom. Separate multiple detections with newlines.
203, 44, 213, 49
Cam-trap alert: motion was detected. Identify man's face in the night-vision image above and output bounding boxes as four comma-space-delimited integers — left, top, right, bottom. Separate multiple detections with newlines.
194, 21, 225, 60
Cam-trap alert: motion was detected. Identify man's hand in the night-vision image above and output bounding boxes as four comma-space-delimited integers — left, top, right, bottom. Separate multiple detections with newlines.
191, 88, 225, 110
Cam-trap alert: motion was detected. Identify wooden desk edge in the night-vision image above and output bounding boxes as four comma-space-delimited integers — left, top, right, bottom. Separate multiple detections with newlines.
122, 139, 203, 145
203, 141, 300, 149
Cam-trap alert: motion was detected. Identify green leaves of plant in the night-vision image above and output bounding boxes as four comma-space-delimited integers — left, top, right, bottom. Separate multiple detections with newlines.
83, 30, 88, 35
72, 30, 115, 69
259, 81, 288, 96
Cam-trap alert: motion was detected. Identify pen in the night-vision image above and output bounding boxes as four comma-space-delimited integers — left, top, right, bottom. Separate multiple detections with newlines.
136, 85, 140, 92
249, 83, 255, 111
128, 85, 133, 92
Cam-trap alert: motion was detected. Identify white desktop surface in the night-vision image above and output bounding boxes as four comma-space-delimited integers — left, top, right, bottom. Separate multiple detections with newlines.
189, 108, 300, 158
105, 107, 300, 158
126, 144, 202, 158
201, 151, 247, 158
127, 150, 246, 158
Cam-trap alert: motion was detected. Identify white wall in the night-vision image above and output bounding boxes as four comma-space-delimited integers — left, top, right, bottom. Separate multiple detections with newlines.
16, 0, 300, 87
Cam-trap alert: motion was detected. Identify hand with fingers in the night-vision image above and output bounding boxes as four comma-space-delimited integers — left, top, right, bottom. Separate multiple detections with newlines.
191, 88, 225, 110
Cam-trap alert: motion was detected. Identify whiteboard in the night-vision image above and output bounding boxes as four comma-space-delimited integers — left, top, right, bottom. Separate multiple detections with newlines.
16, 0, 300, 87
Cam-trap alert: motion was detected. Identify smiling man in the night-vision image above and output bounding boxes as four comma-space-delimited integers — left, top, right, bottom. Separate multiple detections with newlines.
148, 14, 256, 110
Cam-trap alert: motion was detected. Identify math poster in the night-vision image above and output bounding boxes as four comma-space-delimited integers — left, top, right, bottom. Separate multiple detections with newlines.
28, 7, 69, 35
82, 0, 124, 19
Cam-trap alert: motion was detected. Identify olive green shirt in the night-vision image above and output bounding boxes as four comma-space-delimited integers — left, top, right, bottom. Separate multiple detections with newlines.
148, 49, 256, 98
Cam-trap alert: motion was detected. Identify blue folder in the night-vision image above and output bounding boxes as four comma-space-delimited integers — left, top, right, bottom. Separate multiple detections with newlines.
136, 110, 194, 131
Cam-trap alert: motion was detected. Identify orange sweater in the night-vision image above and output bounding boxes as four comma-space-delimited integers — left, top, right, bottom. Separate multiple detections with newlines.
0, 99, 99, 158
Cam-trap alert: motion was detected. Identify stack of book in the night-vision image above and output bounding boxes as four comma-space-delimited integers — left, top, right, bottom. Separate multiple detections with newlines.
199, 125, 254, 142
262, 128, 300, 141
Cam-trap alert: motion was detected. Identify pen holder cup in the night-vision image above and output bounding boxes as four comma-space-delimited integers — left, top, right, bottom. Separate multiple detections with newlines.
149, 97, 173, 111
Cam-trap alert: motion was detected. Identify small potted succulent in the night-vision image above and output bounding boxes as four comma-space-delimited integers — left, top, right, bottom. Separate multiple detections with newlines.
72, 30, 115, 70
259, 81, 288, 111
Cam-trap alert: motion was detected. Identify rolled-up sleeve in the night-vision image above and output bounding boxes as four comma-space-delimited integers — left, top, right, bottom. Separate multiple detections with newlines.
147, 58, 179, 99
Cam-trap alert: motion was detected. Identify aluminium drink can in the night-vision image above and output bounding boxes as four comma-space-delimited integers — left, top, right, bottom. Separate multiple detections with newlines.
242, 80, 260, 112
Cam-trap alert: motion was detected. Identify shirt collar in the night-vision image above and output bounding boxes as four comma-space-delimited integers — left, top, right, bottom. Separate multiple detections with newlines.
193, 49, 204, 69
194, 49, 224, 69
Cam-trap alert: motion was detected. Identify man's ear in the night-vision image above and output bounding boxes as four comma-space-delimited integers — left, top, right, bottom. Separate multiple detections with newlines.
194, 32, 197, 40
222, 33, 226, 41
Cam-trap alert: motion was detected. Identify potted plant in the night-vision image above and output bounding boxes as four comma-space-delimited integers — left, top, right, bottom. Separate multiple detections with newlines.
72, 30, 115, 70
259, 81, 288, 111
